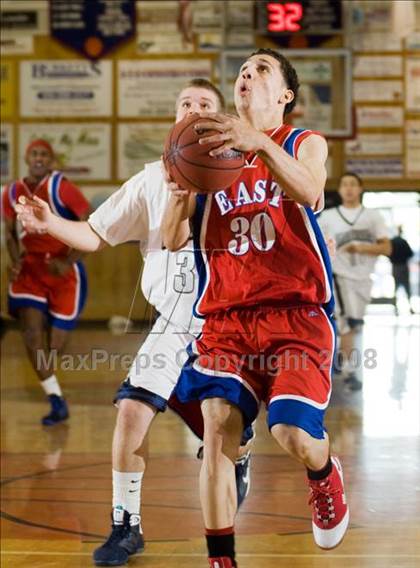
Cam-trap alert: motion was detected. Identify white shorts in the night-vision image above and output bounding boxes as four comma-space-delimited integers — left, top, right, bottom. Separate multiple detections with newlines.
129, 317, 194, 398
334, 275, 372, 334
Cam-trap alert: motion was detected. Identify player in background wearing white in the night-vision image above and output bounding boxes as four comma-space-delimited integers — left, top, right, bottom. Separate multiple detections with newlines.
16, 79, 252, 568
319, 172, 391, 391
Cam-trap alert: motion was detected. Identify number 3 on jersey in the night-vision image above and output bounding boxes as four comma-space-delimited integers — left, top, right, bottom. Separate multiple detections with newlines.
228, 212, 276, 255
173, 251, 195, 293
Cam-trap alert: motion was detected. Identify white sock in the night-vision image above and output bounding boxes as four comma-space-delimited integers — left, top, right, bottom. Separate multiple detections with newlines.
41, 375, 62, 397
112, 470, 144, 528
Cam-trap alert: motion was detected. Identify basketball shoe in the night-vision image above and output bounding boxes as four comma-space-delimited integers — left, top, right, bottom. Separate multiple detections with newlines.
93, 508, 144, 566
234, 451, 251, 508
308, 456, 349, 549
197, 447, 251, 509
42, 395, 69, 426
208, 557, 237, 567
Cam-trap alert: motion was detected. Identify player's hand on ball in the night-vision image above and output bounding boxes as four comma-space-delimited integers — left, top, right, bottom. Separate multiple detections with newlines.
162, 157, 190, 198
16, 195, 51, 234
195, 112, 264, 156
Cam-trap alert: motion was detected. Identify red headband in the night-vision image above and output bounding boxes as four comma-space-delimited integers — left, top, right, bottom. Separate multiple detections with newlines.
26, 139, 54, 157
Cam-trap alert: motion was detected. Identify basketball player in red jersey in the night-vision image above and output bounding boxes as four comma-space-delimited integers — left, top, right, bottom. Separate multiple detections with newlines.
162, 49, 349, 566
2, 140, 90, 425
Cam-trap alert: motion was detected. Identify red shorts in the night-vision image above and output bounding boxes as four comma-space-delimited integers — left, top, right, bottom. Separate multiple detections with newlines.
8, 254, 87, 330
174, 305, 336, 439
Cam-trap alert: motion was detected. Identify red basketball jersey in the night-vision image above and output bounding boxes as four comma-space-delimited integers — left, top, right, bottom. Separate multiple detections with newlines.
2, 171, 90, 257
192, 125, 334, 317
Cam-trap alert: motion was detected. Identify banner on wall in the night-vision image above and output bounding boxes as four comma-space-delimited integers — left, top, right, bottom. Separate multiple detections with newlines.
19, 123, 111, 180
353, 56, 402, 78
406, 120, 420, 179
405, 58, 420, 112
20, 60, 112, 117
50, 0, 136, 59
0, 0, 47, 54
0, 0, 48, 35
136, 1, 192, 54
0, 123, 13, 183
353, 80, 403, 102
356, 106, 403, 128
0, 61, 15, 120
118, 59, 212, 117
348, 32, 401, 52
118, 122, 171, 179
345, 134, 403, 156
345, 158, 404, 178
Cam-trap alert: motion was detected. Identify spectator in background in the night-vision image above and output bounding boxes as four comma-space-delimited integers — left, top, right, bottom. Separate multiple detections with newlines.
319, 172, 391, 391
390, 225, 414, 315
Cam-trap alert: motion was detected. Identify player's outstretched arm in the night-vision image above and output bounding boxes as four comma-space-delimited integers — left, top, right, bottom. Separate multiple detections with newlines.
341, 238, 391, 257
16, 195, 106, 252
161, 183, 195, 252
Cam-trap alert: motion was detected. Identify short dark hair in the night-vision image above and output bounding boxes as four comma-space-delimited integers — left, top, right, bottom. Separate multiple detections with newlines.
250, 48, 299, 115
185, 78, 226, 110
339, 171, 363, 187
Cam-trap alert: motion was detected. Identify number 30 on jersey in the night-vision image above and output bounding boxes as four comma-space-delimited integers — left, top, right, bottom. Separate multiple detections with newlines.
228, 212, 276, 256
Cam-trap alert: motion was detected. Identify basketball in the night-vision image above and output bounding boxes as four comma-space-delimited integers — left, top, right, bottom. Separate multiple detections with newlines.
163, 113, 245, 193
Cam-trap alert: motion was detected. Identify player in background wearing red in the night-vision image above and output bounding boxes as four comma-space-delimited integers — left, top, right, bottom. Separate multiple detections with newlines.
162, 49, 349, 567
2, 140, 90, 425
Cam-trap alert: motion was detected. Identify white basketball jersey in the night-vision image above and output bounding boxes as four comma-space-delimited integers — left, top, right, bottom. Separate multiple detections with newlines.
319, 205, 388, 281
88, 160, 201, 333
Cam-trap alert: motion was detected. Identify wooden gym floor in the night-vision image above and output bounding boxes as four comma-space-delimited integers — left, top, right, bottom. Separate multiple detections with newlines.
1, 313, 419, 567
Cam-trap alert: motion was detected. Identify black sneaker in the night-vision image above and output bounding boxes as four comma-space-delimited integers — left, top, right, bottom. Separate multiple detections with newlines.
197, 447, 251, 509
235, 451, 251, 509
93, 508, 144, 566
344, 374, 363, 391
41, 395, 69, 426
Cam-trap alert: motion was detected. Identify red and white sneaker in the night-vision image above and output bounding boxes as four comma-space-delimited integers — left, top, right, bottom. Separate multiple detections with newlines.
208, 557, 236, 568
308, 456, 349, 549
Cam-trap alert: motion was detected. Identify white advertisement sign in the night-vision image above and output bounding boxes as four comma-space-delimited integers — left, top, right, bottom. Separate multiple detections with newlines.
0, 0, 48, 36
353, 56, 402, 78
118, 122, 171, 180
356, 106, 403, 128
0, 35, 33, 56
353, 80, 403, 102
405, 58, 420, 112
345, 134, 402, 156
19, 123, 111, 180
348, 32, 401, 52
345, 158, 404, 178
118, 59, 212, 117
0, 123, 13, 183
405, 120, 420, 179
136, 1, 192, 54
193, 0, 223, 30
20, 60, 112, 117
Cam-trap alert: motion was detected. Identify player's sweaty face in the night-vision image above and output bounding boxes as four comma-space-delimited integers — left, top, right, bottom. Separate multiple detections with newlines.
26, 147, 54, 179
234, 54, 286, 113
338, 175, 363, 204
175, 87, 219, 123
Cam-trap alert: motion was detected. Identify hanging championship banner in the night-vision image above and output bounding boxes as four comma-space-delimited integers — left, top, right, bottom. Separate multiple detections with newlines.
50, 0, 136, 59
